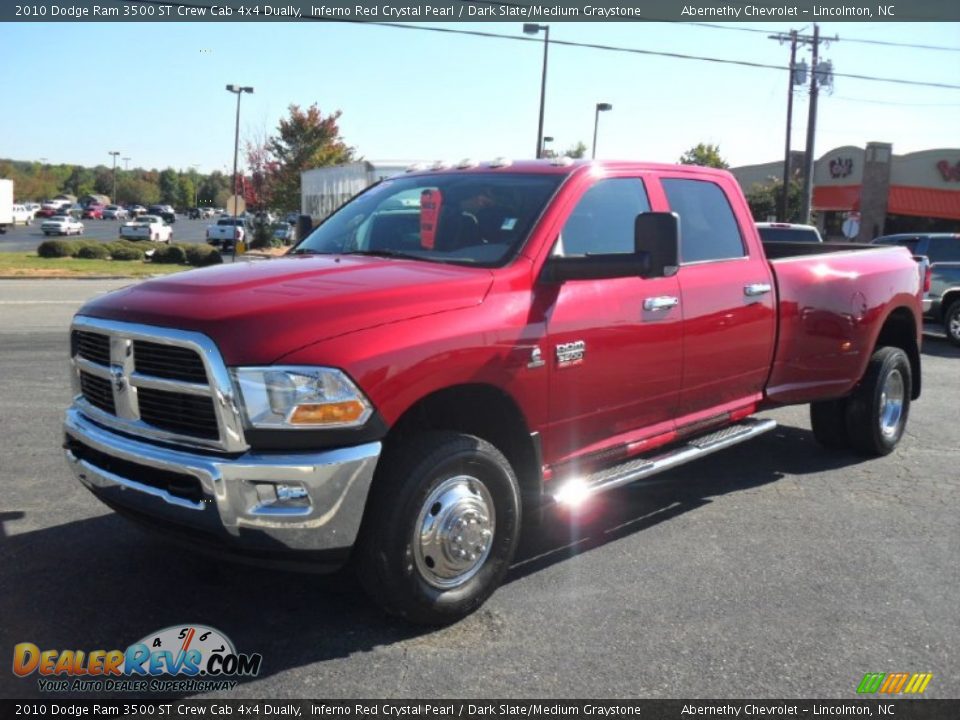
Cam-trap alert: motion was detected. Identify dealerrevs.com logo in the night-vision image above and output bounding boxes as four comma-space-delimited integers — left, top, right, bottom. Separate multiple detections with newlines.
13, 624, 262, 693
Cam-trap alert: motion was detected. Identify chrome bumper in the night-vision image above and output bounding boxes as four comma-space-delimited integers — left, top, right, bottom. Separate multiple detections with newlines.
64, 408, 381, 557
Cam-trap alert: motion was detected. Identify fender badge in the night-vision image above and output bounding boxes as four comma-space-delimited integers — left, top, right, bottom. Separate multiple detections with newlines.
527, 347, 545, 369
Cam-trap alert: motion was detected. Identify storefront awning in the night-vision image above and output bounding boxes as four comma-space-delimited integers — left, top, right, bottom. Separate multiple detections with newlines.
812, 185, 861, 211
888, 185, 960, 220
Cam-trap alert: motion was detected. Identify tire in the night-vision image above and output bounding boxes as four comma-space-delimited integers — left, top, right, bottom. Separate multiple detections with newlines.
845, 347, 912, 457
943, 299, 960, 348
810, 398, 850, 449
356, 431, 521, 625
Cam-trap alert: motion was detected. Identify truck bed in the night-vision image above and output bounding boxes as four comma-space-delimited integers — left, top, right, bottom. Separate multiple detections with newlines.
763, 243, 922, 405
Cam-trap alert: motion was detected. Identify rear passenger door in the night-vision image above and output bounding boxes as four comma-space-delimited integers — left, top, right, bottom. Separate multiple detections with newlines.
658, 176, 776, 419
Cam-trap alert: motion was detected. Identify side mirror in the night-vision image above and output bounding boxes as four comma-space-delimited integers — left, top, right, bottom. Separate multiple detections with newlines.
635, 212, 680, 278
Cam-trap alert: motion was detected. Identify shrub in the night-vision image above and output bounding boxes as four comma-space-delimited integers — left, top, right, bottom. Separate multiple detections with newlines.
152, 244, 187, 264
77, 244, 111, 259
37, 239, 77, 258
186, 245, 222, 267
110, 246, 145, 261
250, 222, 273, 250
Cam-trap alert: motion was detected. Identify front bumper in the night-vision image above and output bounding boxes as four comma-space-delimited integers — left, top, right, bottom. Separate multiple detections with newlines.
64, 408, 381, 565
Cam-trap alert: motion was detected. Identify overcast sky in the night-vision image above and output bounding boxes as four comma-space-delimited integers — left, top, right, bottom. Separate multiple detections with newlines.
2, 20, 958, 173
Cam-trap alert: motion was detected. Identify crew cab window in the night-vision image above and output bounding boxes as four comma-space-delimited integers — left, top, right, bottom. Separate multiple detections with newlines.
554, 178, 650, 256
662, 179, 745, 263
928, 237, 960, 262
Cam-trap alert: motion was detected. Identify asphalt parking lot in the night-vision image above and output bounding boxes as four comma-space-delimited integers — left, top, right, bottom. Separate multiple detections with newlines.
0, 217, 213, 252
0, 279, 957, 700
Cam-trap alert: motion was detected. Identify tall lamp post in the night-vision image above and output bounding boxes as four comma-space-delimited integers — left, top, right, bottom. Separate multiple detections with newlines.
109, 151, 120, 203
591, 103, 612, 160
226, 84, 253, 260
523, 24, 550, 158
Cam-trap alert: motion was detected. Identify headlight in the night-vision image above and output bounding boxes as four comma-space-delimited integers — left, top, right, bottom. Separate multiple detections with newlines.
231, 366, 373, 429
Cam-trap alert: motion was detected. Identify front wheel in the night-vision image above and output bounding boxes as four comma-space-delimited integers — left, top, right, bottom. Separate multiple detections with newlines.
943, 299, 960, 348
356, 431, 521, 625
845, 347, 912, 457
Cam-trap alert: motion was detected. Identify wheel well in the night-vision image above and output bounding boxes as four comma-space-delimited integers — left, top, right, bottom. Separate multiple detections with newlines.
941, 290, 960, 320
385, 384, 542, 504
875, 307, 921, 399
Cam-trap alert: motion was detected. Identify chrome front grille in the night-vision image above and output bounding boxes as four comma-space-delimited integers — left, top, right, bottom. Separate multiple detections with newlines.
70, 317, 248, 452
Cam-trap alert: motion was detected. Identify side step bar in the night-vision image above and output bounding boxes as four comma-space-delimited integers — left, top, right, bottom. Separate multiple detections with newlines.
552, 417, 777, 504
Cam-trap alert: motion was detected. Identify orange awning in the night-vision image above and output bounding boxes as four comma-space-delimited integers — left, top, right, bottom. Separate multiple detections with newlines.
887, 185, 960, 220
812, 185, 861, 211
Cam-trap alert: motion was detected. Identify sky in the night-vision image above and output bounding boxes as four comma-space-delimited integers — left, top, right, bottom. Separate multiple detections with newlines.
1, 20, 958, 174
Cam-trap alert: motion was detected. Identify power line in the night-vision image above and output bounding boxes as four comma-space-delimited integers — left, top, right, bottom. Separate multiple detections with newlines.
671, 20, 960, 52
128, 1, 960, 89
336, 20, 960, 91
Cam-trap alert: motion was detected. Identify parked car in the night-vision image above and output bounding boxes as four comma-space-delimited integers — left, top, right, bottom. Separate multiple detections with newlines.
41, 215, 84, 236
206, 217, 249, 249
147, 205, 177, 224
63, 159, 924, 625
756, 222, 823, 243
12, 204, 35, 224
873, 233, 960, 345
38, 200, 69, 218
273, 224, 297, 245
127, 205, 147, 218
187, 207, 215, 220
119, 215, 173, 243
102, 205, 128, 220
82, 205, 105, 220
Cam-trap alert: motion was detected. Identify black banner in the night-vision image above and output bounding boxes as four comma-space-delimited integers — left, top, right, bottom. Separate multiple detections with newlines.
3, 0, 960, 23
3, 701, 960, 720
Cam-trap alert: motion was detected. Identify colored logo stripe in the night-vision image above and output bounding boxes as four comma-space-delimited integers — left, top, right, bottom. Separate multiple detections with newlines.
857, 673, 932, 694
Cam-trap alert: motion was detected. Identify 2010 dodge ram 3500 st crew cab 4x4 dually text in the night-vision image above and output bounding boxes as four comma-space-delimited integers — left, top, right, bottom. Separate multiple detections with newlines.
64, 160, 923, 624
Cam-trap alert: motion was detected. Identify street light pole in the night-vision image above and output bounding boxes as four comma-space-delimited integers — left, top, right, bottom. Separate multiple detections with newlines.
592, 103, 612, 160
523, 24, 550, 158
109, 151, 120, 204
226, 84, 254, 261
541, 136, 554, 158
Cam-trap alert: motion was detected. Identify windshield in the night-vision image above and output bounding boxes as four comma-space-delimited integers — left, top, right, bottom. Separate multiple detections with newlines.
139, 216, 160, 223
217, 218, 245, 226
293, 172, 563, 267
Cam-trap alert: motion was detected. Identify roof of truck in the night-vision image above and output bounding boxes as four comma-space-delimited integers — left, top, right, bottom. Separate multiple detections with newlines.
402, 158, 735, 179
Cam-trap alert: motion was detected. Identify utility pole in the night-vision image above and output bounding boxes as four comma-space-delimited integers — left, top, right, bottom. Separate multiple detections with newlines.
799, 24, 820, 225
770, 29, 798, 222
771, 26, 835, 225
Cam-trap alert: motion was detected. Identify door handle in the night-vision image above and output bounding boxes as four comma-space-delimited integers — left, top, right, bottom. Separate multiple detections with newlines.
744, 283, 772, 297
643, 296, 679, 311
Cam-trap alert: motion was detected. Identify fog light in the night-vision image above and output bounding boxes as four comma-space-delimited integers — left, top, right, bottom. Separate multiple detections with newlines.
276, 484, 309, 503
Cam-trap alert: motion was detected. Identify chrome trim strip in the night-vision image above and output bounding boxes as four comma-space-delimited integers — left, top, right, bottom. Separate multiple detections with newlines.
130, 373, 212, 397
71, 316, 248, 452
64, 408, 382, 552
553, 418, 777, 502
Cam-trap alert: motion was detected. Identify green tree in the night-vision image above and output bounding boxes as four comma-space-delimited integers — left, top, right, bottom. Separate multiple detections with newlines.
679, 143, 729, 169
267, 104, 355, 211
177, 174, 196, 209
744, 179, 804, 223
158, 168, 179, 205
542, 141, 588, 160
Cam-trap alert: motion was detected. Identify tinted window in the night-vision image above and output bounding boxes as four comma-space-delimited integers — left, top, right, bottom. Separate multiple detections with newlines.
927, 237, 960, 263
556, 178, 650, 256
874, 236, 920, 254
662, 179, 745, 263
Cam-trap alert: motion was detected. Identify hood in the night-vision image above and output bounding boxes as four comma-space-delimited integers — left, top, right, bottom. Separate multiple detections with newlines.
78, 255, 494, 365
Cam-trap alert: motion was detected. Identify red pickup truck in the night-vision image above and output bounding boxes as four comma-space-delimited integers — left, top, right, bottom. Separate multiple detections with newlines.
64, 160, 922, 624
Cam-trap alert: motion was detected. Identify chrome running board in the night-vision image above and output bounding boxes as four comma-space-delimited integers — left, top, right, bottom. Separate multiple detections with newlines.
552, 417, 777, 504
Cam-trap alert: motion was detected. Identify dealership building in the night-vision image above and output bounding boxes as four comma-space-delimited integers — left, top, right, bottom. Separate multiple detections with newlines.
731, 143, 960, 241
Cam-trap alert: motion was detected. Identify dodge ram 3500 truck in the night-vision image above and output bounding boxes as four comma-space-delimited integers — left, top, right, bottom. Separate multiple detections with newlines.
64, 160, 922, 624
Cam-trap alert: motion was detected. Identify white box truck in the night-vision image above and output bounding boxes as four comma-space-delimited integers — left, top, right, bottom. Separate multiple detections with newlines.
0, 179, 14, 234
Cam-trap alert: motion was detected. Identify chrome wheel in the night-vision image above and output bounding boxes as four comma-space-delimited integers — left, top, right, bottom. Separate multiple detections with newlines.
949, 309, 960, 342
878, 368, 905, 439
414, 475, 495, 589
